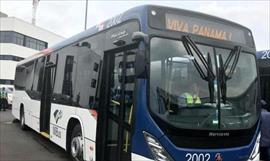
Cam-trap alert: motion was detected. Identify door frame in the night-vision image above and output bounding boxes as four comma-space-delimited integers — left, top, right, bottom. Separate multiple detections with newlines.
96, 43, 139, 161
40, 57, 57, 133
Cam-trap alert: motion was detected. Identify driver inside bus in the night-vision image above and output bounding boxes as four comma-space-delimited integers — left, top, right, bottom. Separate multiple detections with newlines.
180, 83, 201, 106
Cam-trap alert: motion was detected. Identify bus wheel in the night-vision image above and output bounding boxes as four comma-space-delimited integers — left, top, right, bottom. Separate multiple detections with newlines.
20, 108, 27, 130
70, 124, 83, 161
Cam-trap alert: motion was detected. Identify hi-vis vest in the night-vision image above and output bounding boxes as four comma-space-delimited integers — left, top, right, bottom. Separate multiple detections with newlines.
182, 93, 201, 105
0, 91, 7, 99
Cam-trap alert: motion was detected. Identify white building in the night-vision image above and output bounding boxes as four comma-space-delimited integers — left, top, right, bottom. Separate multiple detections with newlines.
0, 12, 64, 92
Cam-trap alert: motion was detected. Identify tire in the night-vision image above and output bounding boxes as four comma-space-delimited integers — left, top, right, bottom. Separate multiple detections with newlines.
70, 124, 83, 161
20, 108, 27, 130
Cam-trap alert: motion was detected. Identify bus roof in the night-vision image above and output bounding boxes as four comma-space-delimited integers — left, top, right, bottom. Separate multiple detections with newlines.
18, 5, 253, 66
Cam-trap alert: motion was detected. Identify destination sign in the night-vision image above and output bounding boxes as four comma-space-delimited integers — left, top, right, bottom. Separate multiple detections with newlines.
165, 13, 246, 43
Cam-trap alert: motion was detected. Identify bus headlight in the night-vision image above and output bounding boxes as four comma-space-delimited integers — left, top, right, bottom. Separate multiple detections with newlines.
143, 131, 174, 161
249, 133, 260, 160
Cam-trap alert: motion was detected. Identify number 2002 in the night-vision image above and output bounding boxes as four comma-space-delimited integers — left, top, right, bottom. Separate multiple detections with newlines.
185, 153, 210, 161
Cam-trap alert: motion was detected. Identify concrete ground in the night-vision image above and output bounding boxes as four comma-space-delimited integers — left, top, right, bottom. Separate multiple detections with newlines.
0, 109, 71, 161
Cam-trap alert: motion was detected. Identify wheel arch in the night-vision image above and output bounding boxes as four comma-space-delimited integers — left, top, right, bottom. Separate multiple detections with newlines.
66, 116, 84, 153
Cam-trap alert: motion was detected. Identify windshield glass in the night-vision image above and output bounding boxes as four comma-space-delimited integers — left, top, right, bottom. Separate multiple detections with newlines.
150, 37, 258, 130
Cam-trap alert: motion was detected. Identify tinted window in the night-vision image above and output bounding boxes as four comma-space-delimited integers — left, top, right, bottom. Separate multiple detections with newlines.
37, 41, 46, 50
62, 55, 74, 96
0, 55, 24, 61
14, 32, 24, 46
50, 33, 105, 109
25, 37, 37, 49
25, 61, 35, 91
0, 31, 13, 43
31, 56, 45, 99
74, 45, 101, 108
14, 66, 26, 90
52, 47, 77, 105
0, 31, 47, 51
123, 52, 135, 124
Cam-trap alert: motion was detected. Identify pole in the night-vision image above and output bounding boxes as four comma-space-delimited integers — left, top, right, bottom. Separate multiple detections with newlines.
32, 0, 40, 25
84, 0, 88, 30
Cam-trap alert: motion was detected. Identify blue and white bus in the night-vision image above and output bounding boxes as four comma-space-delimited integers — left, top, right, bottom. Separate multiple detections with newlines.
257, 50, 270, 105
12, 5, 260, 161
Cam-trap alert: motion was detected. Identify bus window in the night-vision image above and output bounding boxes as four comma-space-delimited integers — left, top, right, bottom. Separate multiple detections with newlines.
50, 49, 73, 105
150, 37, 258, 130
74, 46, 101, 109
14, 66, 26, 90
25, 61, 35, 94
31, 57, 45, 99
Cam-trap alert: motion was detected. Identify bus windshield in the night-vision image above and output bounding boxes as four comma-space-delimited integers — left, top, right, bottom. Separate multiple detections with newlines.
149, 37, 258, 130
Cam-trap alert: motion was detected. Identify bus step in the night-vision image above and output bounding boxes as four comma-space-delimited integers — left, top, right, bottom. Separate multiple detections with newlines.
40, 132, 50, 139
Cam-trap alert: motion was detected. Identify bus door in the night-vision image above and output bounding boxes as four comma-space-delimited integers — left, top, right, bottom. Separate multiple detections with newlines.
40, 58, 57, 135
97, 43, 138, 161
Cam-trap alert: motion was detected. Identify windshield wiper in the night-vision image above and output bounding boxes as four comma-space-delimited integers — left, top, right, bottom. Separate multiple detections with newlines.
219, 55, 226, 104
182, 35, 215, 80
182, 35, 215, 103
207, 53, 215, 103
219, 46, 241, 103
224, 46, 241, 80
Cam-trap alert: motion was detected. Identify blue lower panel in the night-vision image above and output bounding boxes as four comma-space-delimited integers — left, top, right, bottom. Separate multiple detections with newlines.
159, 131, 258, 161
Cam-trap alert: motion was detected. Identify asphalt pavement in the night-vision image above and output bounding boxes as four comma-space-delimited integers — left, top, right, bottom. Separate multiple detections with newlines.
0, 109, 71, 161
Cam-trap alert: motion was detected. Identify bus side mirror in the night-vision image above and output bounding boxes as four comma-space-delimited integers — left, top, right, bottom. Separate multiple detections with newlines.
135, 42, 147, 79
132, 32, 149, 44
132, 32, 148, 78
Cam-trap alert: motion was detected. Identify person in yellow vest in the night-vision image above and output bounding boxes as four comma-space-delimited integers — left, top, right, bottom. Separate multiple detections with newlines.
181, 83, 201, 106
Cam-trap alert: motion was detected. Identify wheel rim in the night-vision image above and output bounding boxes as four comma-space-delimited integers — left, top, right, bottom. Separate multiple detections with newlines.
71, 136, 83, 159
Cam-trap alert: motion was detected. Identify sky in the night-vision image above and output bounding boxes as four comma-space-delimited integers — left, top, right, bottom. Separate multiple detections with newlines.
0, 0, 269, 51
